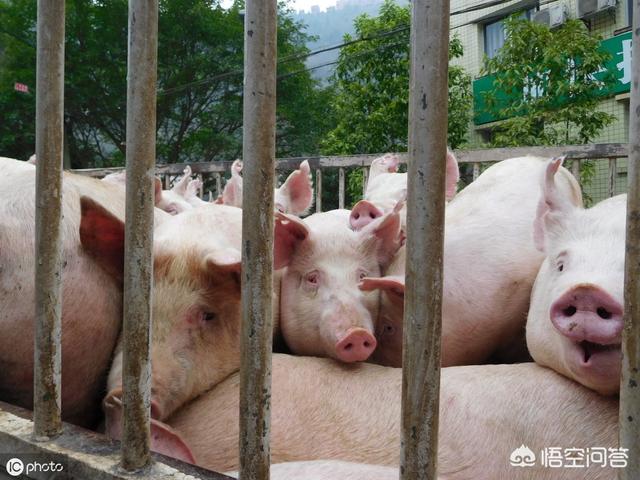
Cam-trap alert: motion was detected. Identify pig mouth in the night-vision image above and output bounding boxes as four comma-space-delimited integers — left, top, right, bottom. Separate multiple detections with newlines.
578, 340, 620, 363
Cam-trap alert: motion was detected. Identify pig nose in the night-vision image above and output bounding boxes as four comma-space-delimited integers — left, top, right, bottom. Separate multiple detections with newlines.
335, 327, 377, 362
550, 285, 623, 344
350, 201, 383, 231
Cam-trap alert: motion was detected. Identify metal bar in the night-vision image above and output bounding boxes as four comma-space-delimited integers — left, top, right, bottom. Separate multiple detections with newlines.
238, 0, 277, 475
198, 173, 204, 199
164, 174, 170, 189
472, 163, 480, 181
121, 0, 158, 471
315, 169, 323, 213
609, 158, 617, 198
401, 0, 449, 478
338, 167, 345, 209
619, 1, 640, 477
571, 159, 581, 182
216, 172, 222, 198
33, 0, 65, 439
362, 167, 369, 195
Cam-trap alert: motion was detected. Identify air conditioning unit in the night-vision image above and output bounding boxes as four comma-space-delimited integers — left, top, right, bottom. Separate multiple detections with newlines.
532, 5, 568, 28
577, 0, 617, 19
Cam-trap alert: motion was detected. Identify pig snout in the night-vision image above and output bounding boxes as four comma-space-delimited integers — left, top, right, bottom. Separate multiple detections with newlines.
350, 201, 384, 231
335, 327, 377, 362
550, 285, 623, 346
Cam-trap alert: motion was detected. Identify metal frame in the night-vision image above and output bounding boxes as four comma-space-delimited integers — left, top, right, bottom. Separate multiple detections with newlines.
4, 0, 638, 478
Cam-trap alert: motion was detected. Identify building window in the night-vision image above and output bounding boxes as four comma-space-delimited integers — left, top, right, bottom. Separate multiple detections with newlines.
484, 8, 536, 59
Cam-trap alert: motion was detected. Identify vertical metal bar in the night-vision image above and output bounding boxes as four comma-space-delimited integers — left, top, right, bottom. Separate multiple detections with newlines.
121, 0, 158, 471
619, 2, 640, 477
198, 173, 204, 199
163, 174, 170, 190
33, 0, 65, 439
215, 172, 222, 197
362, 167, 369, 195
238, 0, 277, 475
338, 167, 345, 209
609, 158, 617, 198
472, 163, 480, 181
571, 159, 581, 183
401, 0, 449, 478
315, 169, 323, 213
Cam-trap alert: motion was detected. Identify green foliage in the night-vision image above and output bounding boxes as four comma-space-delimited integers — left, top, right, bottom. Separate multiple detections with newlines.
482, 17, 617, 147
319, 0, 471, 204
0, 0, 330, 167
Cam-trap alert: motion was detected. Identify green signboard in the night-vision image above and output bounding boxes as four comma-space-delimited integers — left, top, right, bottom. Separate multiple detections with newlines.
473, 31, 632, 125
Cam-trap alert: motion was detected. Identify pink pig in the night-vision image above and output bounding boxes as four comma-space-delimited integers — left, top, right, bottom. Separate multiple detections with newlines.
527, 159, 625, 395
360, 156, 583, 367
274, 208, 402, 363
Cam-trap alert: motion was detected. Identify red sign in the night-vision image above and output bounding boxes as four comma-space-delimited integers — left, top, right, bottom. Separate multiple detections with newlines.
14, 83, 29, 93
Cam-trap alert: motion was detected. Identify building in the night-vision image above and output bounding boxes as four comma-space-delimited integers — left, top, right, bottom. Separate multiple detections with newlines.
451, 0, 632, 201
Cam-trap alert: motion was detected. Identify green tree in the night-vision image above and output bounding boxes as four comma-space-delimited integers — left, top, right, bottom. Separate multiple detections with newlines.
318, 0, 471, 206
482, 17, 616, 147
321, 0, 472, 156
0, 0, 329, 167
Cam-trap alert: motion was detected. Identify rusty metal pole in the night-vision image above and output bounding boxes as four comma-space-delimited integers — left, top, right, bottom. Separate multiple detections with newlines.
400, 0, 449, 478
619, 1, 640, 478
121, 0, 158, 472
33, 0, 65, 439
238, 0, 277, 475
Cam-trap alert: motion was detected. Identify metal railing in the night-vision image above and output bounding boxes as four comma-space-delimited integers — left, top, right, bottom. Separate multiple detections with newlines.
0, 0, 637, 479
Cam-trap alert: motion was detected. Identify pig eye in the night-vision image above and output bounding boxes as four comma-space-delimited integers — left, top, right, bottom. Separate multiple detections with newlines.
201, 311, 217, 323
382, 324, 396, 336
305, 271, 320, 285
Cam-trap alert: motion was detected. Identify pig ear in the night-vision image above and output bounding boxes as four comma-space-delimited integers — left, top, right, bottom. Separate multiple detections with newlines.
360, 207, 402, 267
231, 159, 243, 176
154, 177, 164, 206
151, 419, 197, 464
222, 177, 242, 208
445, 148, 459, 201
533, 157, 575, 252
274, 211, 310, 269
80, 197, 125, 282
171, 166, 192, 196
204, 249, 242, 288
359, 276, 405, 305
276, 160, 313, 215
185, 178, 202, 200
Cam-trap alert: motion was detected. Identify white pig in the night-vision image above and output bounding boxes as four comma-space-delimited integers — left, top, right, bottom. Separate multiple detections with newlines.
274, 208, 403, 362
102, 203, 244, 441
527, 158, 625, 395
219, 159, 313, 215
225, 461, 398, 480
0, 157, 130, 427
350, 149, 459, 231
162, 354, 618, 480
360, 156, 583, 367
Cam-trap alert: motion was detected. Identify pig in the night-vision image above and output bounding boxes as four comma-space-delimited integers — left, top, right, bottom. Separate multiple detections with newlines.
101, 203, 245, 442
360, 156, 583, 367
103, 166, 207, 214
350, 149, 459, 231
275, 208, 403, 363
0, 157, 130, 427
526, 159, 626, 395
225, 461, 398, 480
162, 354, 618, 480
219, 159, 313, 215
